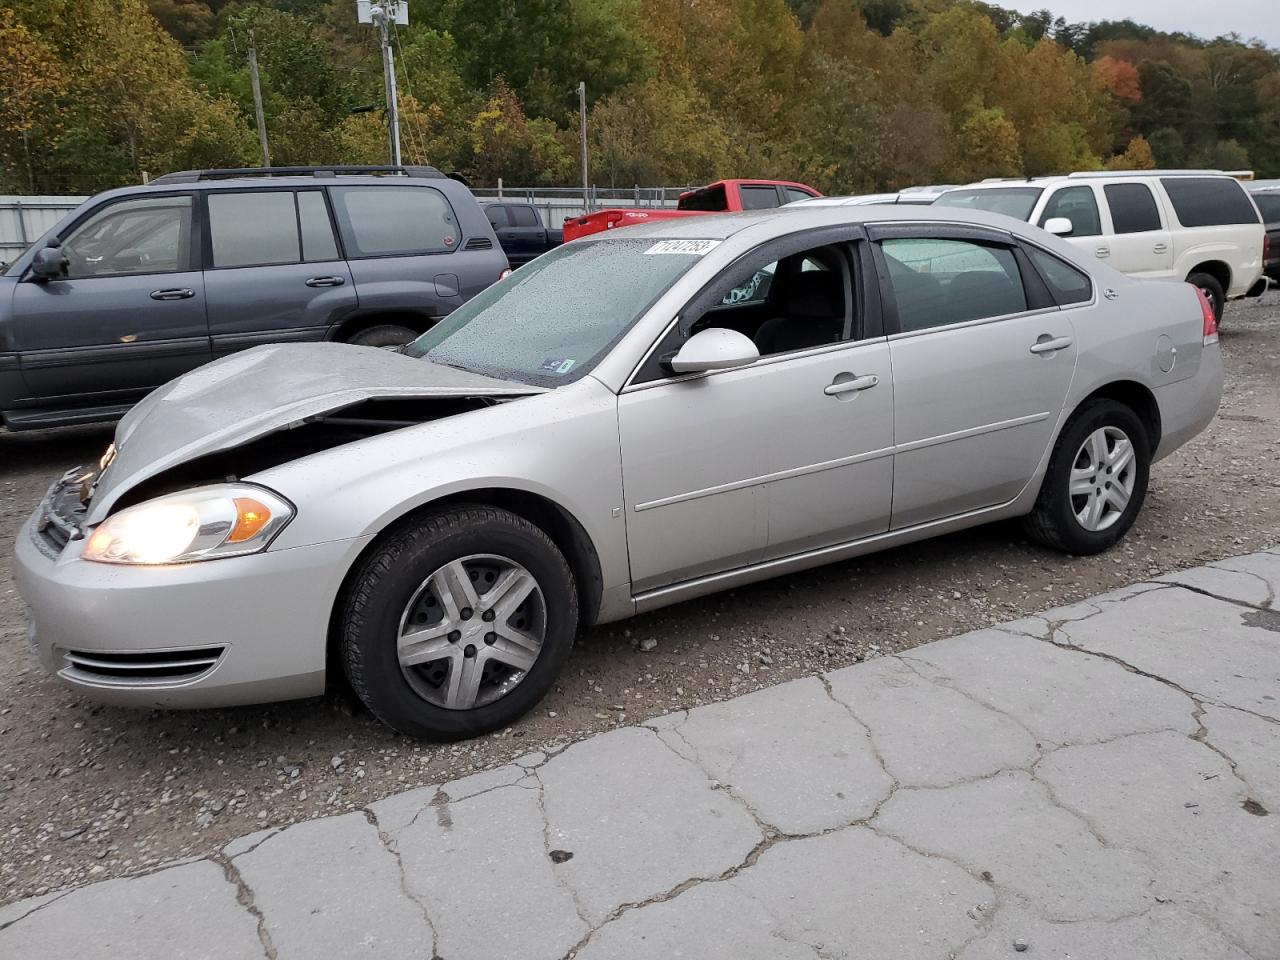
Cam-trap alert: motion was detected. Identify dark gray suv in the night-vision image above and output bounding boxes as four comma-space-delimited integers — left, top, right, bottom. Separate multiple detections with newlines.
0, 166, 508, 430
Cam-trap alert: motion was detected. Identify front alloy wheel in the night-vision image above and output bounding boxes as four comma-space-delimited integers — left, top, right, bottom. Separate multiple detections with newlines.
397, 555, 546, 710
341, 506, 578, 740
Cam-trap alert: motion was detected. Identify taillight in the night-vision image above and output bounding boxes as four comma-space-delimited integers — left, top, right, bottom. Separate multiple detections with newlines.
1194, 286, 1218, 345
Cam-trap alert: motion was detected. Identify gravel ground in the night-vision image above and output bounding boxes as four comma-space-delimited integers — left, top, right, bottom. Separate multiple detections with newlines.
2, 292, 1278, 905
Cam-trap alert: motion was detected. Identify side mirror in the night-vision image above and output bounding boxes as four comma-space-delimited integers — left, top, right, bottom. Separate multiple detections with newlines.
1043, 217, 1074, 237
30, 242, 68, 280
667, 328, 760, 375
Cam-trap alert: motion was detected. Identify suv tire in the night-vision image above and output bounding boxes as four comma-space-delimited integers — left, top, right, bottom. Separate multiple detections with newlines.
346, 324, 419, 348
1187, 271, 1224, 326
341, 505, 578, 740
1025, 399, 1150, 555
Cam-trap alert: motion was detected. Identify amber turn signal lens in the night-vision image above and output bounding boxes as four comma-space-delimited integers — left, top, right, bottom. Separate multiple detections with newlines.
228, 498, 272, 543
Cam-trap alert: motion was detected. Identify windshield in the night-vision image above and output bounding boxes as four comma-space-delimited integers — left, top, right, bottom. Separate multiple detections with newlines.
934, 187, 1044, 221
404, 237, 712, 386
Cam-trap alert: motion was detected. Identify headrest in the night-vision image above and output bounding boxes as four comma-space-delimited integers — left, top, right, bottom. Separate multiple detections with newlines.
788, 269, 844, 318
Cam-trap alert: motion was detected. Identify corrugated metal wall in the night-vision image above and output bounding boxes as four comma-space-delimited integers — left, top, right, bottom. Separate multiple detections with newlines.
0, 197, 85, 264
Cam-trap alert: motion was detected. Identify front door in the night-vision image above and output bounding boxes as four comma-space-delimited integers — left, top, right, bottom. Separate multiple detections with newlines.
11, 193, 210, 404
874, 233, 1077, 529
619, 239, 894, 592
202, 189, 357, 356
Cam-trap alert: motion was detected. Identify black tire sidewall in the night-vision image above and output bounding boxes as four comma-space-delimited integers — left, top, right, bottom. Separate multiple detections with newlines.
1040, 400, 1150, 554
346, 324, 419, 348
342, 509, 577, 740
1187, 272, 1225, 324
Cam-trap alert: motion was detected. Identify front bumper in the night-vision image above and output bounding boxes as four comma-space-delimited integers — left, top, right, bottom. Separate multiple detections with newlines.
14, 505, 373, 708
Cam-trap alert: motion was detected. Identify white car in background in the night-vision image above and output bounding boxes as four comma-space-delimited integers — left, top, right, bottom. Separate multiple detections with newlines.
934, 171, 1266, 323
788, 186, 958, 208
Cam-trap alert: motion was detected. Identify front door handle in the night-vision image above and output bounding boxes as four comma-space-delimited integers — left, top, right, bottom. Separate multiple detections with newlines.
305, 276, 345, 287
1030, 336, 1073, 355
824, 374, 879, 396
150, 288, 194, 300
1095, 246, 1110, 258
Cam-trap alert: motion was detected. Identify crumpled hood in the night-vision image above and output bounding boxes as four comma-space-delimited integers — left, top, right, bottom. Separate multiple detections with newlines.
87, 341, 543, 525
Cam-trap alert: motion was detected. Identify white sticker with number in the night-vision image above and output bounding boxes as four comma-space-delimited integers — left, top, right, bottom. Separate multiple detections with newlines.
643, 239, 722, 256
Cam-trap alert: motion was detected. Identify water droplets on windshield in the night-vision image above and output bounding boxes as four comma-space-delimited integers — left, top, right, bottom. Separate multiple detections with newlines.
405, 238, 708, 386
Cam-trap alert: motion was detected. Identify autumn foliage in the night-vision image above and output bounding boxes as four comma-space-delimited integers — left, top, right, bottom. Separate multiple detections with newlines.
1, 0, 1276, 195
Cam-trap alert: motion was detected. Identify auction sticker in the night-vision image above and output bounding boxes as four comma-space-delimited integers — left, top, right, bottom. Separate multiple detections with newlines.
644, 239, 722, 256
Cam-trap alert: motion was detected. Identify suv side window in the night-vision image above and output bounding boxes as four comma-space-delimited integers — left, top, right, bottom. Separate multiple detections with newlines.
785, 187, 813, 204
330, 185, 459, 258
1026, 246, 1092, 306
1160, 177, 1262, 227
880, 238, 1027, 333
1038, 186, 1101, 237
740, 185, 782, 210
60, 195, 193, 278
208, 191, 300, 268
510, 205, 540, 227
1103, 183, 1162, 234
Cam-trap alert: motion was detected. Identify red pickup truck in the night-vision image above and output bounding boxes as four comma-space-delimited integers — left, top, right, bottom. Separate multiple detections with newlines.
563, 179, 821, 242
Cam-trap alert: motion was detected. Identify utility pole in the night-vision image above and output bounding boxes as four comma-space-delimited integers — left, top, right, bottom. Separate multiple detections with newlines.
247, 34, 271, 168
578, 81, 589, 214
363, 1, 403, 167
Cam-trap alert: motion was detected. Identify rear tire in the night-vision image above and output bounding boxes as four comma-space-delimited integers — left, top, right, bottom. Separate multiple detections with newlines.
1024, 399, 1149, 555
345, 324, 419, 348
1187, 272, 1224, 326
340, 506, 577, 740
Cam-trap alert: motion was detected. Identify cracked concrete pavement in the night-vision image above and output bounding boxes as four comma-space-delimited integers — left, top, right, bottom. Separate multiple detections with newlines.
2, 548, 1278, 960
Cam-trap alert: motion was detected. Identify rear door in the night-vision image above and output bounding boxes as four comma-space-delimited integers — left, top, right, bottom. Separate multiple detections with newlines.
872, 227, 1078, 528
1100, 181, 1174, 279
10, 192, 211, 403
202, 188, 357, 357
329, 184, 468, 323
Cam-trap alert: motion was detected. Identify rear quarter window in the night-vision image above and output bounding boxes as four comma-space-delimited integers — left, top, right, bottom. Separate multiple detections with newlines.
1026, 246, 1092, 306
1161, 177, 1261, 228
330, 185, 459, 258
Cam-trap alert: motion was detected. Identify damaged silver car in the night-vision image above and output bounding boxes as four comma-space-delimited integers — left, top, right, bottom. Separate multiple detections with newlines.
15, 207, 1223, 739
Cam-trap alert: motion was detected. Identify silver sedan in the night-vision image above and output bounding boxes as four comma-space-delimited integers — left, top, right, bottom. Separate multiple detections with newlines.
15, 206, 1223, 739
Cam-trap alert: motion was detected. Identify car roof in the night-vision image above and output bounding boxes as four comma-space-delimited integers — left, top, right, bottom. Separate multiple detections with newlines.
581, 203, 1036, 242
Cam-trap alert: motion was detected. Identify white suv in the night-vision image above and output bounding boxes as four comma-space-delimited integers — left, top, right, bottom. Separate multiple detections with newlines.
935, 171, 1266, 322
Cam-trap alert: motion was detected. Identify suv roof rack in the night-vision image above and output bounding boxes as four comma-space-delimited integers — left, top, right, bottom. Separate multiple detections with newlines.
150, 165, 447, 184
1066, 169, 1226, 179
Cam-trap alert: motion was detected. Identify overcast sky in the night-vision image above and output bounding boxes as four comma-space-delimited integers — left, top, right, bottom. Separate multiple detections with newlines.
1015, 0, 1278, 49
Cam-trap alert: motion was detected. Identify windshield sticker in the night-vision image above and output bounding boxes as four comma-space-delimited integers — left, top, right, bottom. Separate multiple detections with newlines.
643, 239, 722, 256
539, 357, 576, 374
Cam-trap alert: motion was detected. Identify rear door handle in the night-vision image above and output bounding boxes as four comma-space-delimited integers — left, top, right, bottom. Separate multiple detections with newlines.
150, 288, 194, 300
305, 276, 345, 287
1095, 246, 1110, 258
824, 374, 879, 396
1152, 242, 1168, 254
1030, 336, 1073, 355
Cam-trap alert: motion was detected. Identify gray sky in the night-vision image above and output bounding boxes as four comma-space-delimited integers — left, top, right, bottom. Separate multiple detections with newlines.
1015, 0, 1278, 49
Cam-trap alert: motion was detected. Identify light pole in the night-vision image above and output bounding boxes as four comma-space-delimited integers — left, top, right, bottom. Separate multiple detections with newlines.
358, 1, 405, 166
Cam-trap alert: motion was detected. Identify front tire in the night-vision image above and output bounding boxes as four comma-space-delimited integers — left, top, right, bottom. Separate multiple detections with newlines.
341, 506, 578, 740
1025, 399, 1150, 555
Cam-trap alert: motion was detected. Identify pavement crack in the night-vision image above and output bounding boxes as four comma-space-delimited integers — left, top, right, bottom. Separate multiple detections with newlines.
1205, 562, 1277, 609
1173, 580, 1276, 613
894, 654, 1047, 749
818, 674, 899, 820
529, 766, 592, 933
209, 851, 278, 960
360, 807, 441, 960
0, 889, 75, 933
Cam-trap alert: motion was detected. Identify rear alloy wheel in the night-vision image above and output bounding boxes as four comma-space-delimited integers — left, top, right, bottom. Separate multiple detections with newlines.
1187, 271, 1224, 327
341, 506, 578, 739
1025, 398, 1149, 555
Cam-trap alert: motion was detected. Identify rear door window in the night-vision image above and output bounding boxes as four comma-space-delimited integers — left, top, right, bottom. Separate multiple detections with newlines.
880, 238, 1027, 333
511, 205, 540, 227
1026, 247, 1092, 306
330, 186, 459, 258
785, 187, 814, 204
208, 191, 341, 268
1038, 186, 1101, 237
739, 185, 783, 210
1161, 177, 1262, 227
1103, 184, 1162, 234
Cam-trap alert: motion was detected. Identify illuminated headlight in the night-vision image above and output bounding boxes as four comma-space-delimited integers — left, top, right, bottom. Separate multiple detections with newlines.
82, 485, 294, 565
